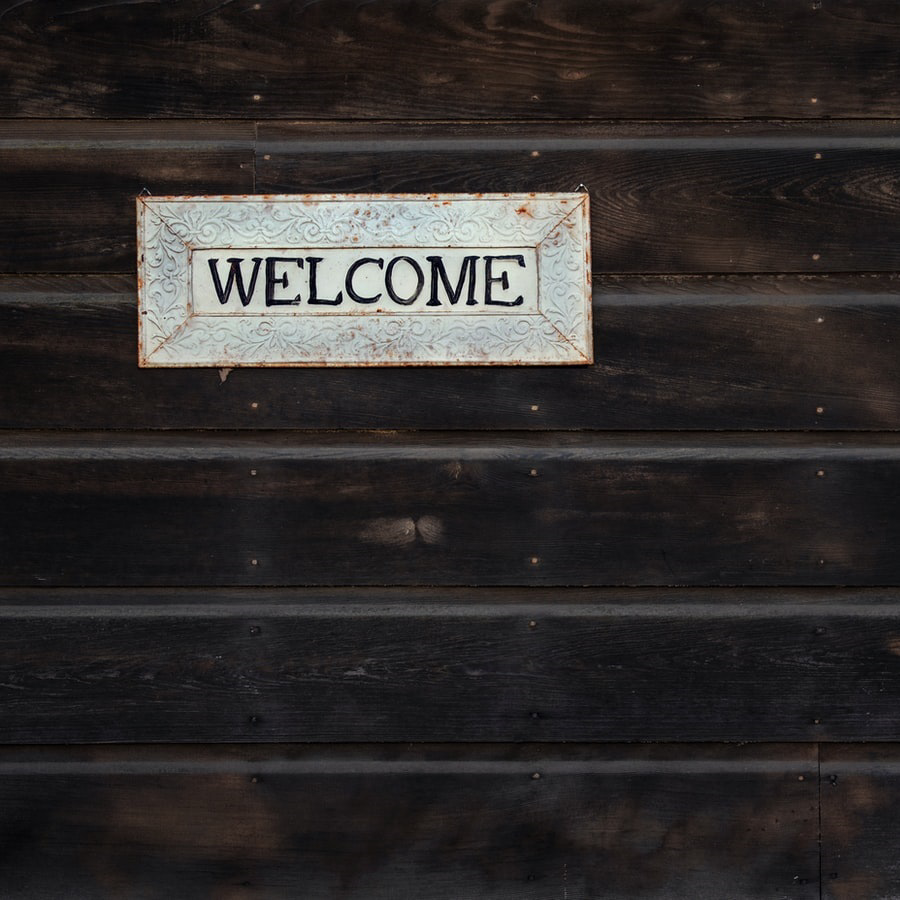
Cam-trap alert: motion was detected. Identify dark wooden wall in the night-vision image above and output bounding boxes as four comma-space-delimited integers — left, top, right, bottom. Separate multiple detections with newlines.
2, 2, 900, 896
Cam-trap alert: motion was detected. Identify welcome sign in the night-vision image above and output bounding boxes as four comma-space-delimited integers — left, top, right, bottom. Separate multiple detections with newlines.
137, 193, 592, 367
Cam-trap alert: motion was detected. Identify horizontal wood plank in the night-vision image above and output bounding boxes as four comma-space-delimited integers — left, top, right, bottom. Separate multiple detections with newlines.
1, 588, 900, 743
1, 432, 899, 586
257, 123, 900, 274
0, 123, 254, 273
1, 0, 898, 120
0, 743, 818, 899
8, 123, 900, 273
4, 273, 900, 430
820, 745, 900, 899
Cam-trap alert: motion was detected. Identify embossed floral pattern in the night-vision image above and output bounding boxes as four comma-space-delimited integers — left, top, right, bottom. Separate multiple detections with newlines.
137, 194, 591, 366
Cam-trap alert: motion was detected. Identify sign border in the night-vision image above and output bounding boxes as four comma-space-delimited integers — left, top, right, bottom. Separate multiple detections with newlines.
137, 193, 592, 367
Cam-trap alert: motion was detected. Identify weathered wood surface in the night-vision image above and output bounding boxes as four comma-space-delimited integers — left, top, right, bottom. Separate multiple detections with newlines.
0, 123, 254, 273
257, 123, 900, 274
820, 745, 900, 900
2, 433, 899, 586
0, 0, 898, 120
0, 743, 818, 899
8, 123, 900, 273
2, 588, 900, 744
4, 273, 899, 430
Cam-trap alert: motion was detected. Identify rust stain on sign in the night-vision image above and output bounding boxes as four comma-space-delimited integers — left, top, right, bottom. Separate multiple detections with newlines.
136, 192, 592, 367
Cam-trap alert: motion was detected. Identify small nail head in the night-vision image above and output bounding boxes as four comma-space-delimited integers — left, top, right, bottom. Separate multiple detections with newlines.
531, 772, 541, 780
812, 253, 821, 261
250, 558, 259, 566
528, 620, 537, 628
530, 468, 538, 477
531, 404, 540, 411
530, 556, 540, 565
816, 406, 825, 414
817, 469, 826, 477
251, 401, 259, 409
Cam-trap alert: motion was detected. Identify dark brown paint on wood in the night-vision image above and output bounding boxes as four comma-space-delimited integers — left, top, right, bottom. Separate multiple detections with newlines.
0, 127, 253, 273
1, 432, 899, 586
8, 123, 900, 273
0, 0, 898, 120
4, 274, 900, 431
0, 743, 818, 899
257, 124, 900, 274
0, 2, 896, 895
820, 745, 900, 900
1, 588, 900, 743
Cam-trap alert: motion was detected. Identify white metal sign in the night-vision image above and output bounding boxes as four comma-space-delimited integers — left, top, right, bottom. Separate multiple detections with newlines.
137, 193, 592, 367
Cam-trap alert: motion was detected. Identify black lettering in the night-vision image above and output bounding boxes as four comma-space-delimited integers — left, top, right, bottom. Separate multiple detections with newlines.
345, 257, 384, 304
208, 257, 263, 307
484, 255, 526, 306
265, 257, 304, 306
385, 256, 425, 306
426, 255, 478, 306
307, 257, 343, 305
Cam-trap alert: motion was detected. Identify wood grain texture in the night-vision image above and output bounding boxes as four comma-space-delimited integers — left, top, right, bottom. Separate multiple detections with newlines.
820, 745, 900, 900
0, 743, 818, 899
257, 123, 900, 274
0, 123, 254, 273
4, 273, 899, 430
7, 123, 900, 273
2, 588, 900, 743
1, 432, 899, 587
0, 3, 890, 894
0, 0, 899, 120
